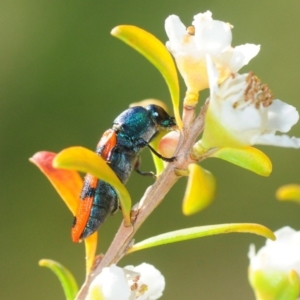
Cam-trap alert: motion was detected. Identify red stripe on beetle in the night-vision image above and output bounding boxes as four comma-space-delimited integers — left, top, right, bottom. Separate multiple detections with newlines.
71, 129, 117, 242
97, 129, 117, 160
72, 174, 98, 242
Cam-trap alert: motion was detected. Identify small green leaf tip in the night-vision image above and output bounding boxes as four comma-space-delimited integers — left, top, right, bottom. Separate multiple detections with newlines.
111, 25, 182, 128
211, 146, 272, 176
39, 259, 78, 300
127, 223, 275, 254
53, 146, 132, 226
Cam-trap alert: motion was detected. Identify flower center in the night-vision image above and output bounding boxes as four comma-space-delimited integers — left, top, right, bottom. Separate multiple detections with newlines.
233, 73, 273, 109
232, 72, 273, 109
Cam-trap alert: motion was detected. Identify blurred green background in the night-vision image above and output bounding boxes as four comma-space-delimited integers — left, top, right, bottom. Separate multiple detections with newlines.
1, 0, 300, 299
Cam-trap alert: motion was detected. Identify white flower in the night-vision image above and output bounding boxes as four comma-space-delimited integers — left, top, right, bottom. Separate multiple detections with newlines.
248, 227, 300, 300
249, 227, 300, 274
199, 55, 300, 150
125, 263, 165, 300
87, 263, 165, 300
165, 11, 260, 93
87, 264, 131, 300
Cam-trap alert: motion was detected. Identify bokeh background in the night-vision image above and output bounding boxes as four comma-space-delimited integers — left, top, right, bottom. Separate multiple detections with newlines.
1, 1, 300, 299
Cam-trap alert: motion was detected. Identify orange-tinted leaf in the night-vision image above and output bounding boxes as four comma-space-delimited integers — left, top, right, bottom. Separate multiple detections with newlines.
31, 151, 98, 275
183, 164, 216, 215
111, 25, 182, 128
30, 151, 82, 215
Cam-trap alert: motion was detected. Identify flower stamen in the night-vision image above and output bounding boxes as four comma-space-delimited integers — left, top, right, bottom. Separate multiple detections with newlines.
186, 25, 195, 35
245, 73, 273, 108
233, 73, 273, 109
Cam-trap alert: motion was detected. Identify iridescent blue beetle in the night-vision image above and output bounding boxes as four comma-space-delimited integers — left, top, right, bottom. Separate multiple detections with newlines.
72, 105, 177, 242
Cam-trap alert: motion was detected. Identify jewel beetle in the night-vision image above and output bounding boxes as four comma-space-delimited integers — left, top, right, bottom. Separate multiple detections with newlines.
72, 104, 177, 242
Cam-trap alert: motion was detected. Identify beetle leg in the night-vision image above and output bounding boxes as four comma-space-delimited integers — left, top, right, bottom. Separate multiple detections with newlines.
134, 137, 176, 163
147, 144, 176, 162
134, 156, 156, 179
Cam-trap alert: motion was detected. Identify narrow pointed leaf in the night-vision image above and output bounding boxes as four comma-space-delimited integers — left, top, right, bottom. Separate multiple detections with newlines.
111, 25, 182, 128
276, 184, 300, 203
53, 146, 132, 227
211, 147, 272, 176
85, 233, 98, 275
30, 151, 82, 215
183, 164, 216, 215
39, 259, 78, 300
127, 223, 275, 254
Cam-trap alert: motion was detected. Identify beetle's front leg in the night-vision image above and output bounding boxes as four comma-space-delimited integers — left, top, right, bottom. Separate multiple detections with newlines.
134, 156, 156, 179
135, 137, 176, 162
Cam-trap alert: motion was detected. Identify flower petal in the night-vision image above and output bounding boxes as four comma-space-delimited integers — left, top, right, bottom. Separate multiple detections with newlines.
87, 265, 131, 300
266, 99, 299, 133
53, 146, 132, 227
182, 164, 216, 216
193, 11, 232, 54
203, 58, 300, 151
248, 227, 300, 300
126, 263, 165, 300
230, 44, 260, 72
165, 11, 259, 94
252, 134, 300, 148
165, 15, 187, 51
30, 151, 82, 215
249, 227, 300, 273
111, 25, 182, 128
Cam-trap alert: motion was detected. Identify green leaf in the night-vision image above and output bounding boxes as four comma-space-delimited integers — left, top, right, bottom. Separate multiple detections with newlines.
111, 25, 182, 128
183, 164, 216, 215
127, 223, 275, 254
39, 259, 78, 300
211, 146, 272, 176
53, 146, 132, 227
